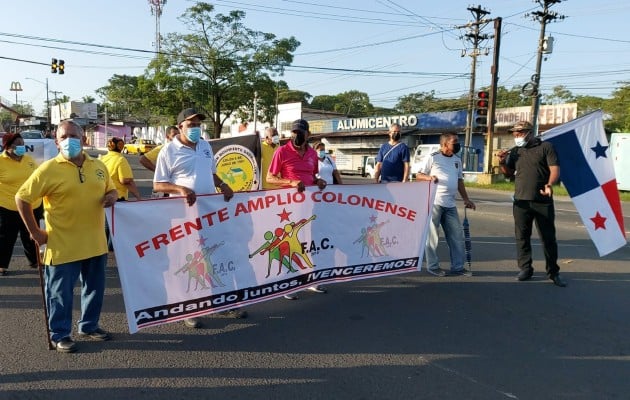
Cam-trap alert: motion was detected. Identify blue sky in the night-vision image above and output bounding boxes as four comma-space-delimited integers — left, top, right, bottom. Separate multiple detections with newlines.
1, 0, 628, 112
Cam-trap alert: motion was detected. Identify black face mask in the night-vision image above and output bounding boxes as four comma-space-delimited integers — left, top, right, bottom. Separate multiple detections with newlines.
293, 131, 306, 147
452, 143, 461, 154
391, 132, 401, 141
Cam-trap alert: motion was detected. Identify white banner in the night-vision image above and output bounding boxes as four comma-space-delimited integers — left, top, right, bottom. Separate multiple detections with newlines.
107, 182, 435, 333
23, 139, 58, 165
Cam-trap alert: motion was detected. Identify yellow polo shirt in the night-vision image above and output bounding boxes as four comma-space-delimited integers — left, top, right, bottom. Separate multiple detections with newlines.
16, 152, 116, 265
0, 152, 41, 211
261, 141, 280, 189
100, 151, 134, 200
143, 144, 164, 164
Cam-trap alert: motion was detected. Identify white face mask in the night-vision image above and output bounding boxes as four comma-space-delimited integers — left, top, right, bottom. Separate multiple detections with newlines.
271, 136, 280, 145
514, 136, 528, 147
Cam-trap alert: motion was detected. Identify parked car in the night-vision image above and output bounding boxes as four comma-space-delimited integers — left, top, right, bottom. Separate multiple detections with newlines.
410, 144, 440, 175
123, 139, 157, 155
19, 130, 45, 139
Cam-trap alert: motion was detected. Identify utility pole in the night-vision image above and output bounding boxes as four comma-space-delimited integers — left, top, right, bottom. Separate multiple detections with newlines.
458, 5, 490, 162
485, 17, 502, 174
253, 91, 259, 135
529, 0, 565, 135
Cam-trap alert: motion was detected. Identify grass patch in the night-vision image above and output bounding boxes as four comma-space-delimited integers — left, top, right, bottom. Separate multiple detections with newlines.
467, 180, 630, 202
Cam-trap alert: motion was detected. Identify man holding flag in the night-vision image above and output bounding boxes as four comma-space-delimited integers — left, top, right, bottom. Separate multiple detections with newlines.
498, 121, 567, 287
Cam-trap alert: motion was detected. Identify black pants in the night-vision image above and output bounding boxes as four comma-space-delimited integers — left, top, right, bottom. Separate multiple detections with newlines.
0, 206, 42, 269
513, 200, 559, 277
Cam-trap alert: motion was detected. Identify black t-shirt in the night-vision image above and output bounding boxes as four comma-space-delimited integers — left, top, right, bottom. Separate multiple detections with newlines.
505, 138, 558, 202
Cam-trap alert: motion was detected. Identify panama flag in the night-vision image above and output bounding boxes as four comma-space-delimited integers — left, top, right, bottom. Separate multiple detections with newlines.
542, 110, 627, 256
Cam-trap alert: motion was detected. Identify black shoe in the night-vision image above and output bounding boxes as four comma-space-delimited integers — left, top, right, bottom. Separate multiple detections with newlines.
550, 274, 567, 287
184, 318, 201, 328
517, 268, 534, 281
53, 337, 77, 353
78, 327, 111, 341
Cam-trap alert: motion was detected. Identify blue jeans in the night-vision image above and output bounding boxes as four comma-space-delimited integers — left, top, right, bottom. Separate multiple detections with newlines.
44, 254, 107, 342
425, 205, 465, 272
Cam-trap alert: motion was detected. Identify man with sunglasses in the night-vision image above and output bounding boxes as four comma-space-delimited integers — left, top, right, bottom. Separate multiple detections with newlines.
498, 121, 566, 287
16, 120, 118, 353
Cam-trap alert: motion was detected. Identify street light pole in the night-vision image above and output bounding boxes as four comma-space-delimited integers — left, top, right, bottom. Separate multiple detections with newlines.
46, 78, 50, 133
24, 77, 52, 133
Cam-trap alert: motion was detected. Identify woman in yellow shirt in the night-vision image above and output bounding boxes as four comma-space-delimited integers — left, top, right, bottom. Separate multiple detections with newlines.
0, 133, 42, 275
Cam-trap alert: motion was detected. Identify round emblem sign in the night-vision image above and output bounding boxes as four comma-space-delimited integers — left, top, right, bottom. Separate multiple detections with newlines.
214, 144, 260, 192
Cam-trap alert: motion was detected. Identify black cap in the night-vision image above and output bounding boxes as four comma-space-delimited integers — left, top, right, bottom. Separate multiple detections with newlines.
508, 121, 533, 132
177, 108, 206, 125
291, 119, 309, 133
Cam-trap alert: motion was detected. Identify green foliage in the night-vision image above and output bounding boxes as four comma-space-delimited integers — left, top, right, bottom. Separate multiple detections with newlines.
157, 2, 299, 137
395, 90, 468, 113
309, 91, 374, 117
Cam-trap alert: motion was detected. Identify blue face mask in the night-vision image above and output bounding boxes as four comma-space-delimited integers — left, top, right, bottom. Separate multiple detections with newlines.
14, 145, 26, 156
318, 150, 327, 158
186, 127, 202, 143
60, 137, 82, 159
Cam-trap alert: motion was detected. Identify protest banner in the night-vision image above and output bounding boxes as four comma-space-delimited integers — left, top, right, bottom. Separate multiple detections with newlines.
107, 182, 435, 333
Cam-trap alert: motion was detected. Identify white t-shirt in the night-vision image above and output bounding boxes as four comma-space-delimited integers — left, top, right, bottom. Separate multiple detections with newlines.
317, 155, 337, 184
420, 151, 463, 208
154, 136, 217, 194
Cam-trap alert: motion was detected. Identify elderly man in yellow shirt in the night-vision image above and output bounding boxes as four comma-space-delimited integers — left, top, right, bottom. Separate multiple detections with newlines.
16, 121, 118, 353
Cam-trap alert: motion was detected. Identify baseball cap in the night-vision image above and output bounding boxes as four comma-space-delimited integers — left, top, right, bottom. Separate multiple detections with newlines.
291, 119, 309, 133
508, 121, 533, 132
177, 108, 206, 125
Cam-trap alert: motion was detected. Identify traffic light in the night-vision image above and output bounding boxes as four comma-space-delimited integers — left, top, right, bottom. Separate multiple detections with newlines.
51, 58, 65, 74
474, 90, 489, 132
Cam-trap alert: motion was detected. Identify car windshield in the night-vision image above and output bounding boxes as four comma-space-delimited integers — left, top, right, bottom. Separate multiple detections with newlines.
20, 131, 44, 139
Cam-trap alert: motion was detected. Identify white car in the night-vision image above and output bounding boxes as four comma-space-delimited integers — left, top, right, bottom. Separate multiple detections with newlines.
410, 144, 440, 174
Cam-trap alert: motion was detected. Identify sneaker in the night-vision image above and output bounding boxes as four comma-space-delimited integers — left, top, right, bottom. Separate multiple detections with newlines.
449, 268, 473, 277
427, 268, 446, 277
53, 337, 77, 353
284, 293, 298, 300
184, 318, 201, 328
217, 308, 248, 319
307, 285, 327, 293
78, 328, 111, 341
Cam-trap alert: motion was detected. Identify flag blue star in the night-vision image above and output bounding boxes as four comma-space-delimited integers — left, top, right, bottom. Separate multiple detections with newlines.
590, 141, 608, 159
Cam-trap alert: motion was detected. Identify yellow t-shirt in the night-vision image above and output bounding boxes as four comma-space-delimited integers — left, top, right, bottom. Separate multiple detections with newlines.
16, 152, 116, 265
143, 144, 164, 164
100, 151, 134, 200
0, 152, 41, 211
261, 141, 280, 189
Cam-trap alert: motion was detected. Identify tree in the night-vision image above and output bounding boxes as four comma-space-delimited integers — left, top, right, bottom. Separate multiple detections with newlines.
395, 91, 468, 114
158, 2, 300, 137
543, 85, 576, 105
606, 81, 630, 132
